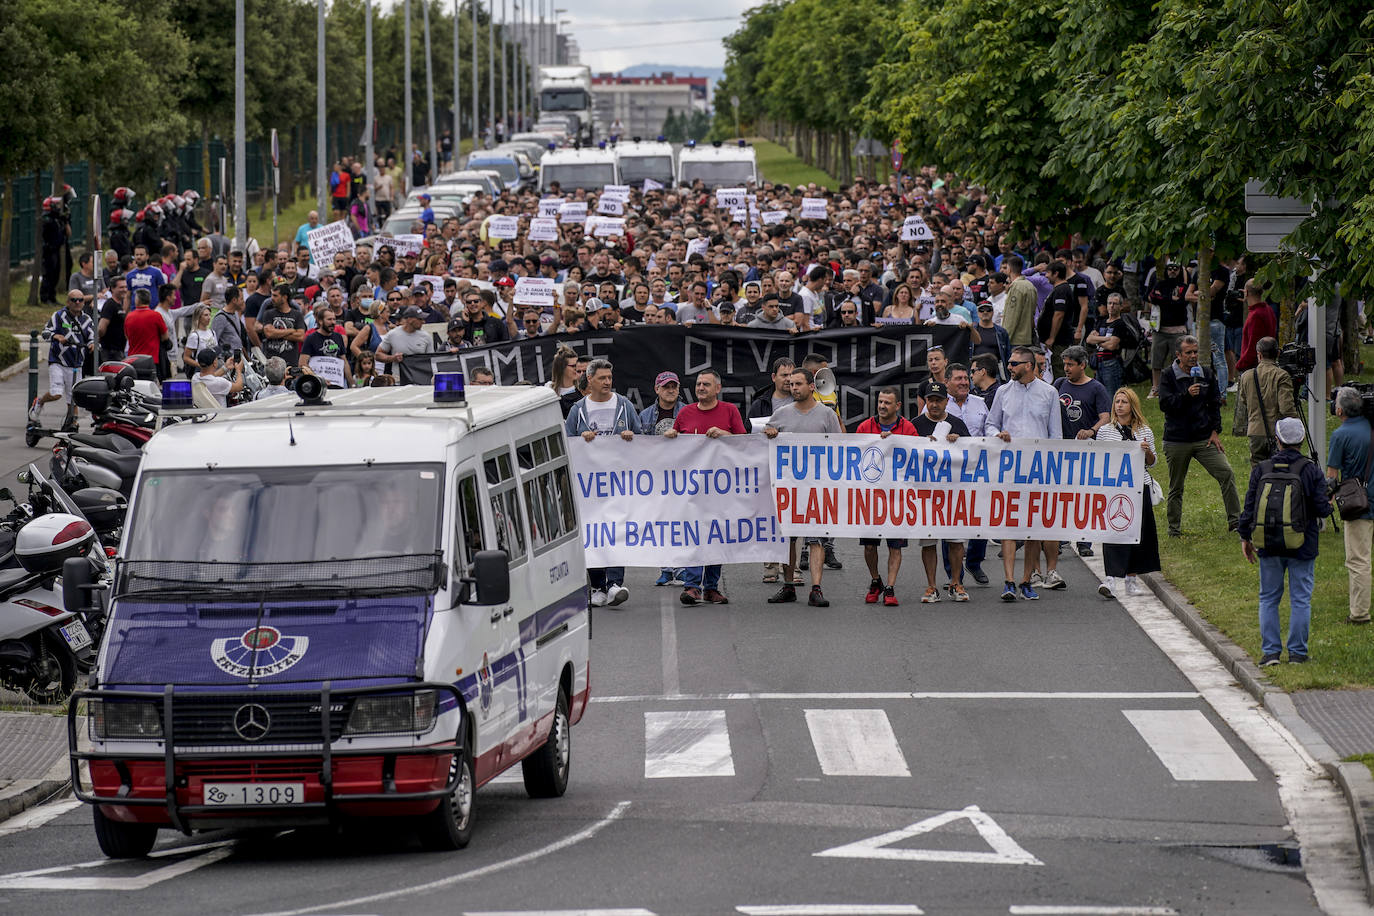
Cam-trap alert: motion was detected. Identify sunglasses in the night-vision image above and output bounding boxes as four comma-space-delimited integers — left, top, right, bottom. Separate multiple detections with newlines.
1008, 359, 1029, 367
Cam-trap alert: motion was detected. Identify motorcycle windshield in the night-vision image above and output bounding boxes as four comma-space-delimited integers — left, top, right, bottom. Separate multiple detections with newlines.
101, 593, 433, 690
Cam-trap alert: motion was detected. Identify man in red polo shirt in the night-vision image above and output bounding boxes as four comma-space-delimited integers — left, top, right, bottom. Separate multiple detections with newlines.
854, 386, 919, 605
123, 288, 169, 376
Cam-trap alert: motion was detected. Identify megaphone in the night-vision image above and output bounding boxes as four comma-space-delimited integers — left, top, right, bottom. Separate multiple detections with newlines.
814, 367, 837, 398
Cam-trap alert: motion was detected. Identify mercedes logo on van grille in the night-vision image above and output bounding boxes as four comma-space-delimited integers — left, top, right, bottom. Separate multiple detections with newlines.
233, 704, 272, 742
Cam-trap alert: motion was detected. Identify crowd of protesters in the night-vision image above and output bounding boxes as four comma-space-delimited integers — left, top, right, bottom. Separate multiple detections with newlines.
30, 152, 1374, 649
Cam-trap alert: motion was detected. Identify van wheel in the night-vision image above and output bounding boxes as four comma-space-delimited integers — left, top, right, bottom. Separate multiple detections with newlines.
93, 806, 158, 858
522, 690, 570, 798
418, 728, 475, 850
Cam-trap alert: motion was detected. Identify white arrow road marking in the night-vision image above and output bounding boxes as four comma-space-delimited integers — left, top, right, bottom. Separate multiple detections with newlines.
814, 805, 1042, 866
1123, 710, 1255, 781
0, 797, 84, 836
644, 710, 734, 778
0, 839, 235, 891
804, 709, 910, 777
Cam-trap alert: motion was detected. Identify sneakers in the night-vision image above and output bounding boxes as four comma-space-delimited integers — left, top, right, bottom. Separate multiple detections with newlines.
1227, 382, 1239, 393
1147, 387, 1159, 399
606, 584, 629, 606
1288, 653, 1309, 664
26, 397, 42, 424
703, 588, 728, 605
808, 586, 829, 607
669, 573, 686, 587
680, 587, 702, 606
1125, 577, 1147, 597
883, 586, 898, 607
950, 584, 970, 602
1044, 569, 1067, 590
799, 547, 810, 567
1030, 571, 1045, 587
1001, 581, 1018, 602
865, 578, 884, 604
1019, 581, 1039, 600
921, 586, 941, 604
1077, 544, 1094, 558
767, 585, 797, 604
1259, 653, 1281, 667
966, 564, 989, 585
1098, 578, 1117, 599
823, 545, 843, 569
590, 588, 609, 607
654, 570, 673, 587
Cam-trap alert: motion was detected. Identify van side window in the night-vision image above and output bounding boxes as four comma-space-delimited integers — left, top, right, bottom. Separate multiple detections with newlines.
485, 448, 527, 565
517, 430, 578, 552
453, 474, 482, 576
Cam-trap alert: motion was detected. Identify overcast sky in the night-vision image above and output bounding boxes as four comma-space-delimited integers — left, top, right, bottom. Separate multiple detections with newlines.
566, 1, 749, 72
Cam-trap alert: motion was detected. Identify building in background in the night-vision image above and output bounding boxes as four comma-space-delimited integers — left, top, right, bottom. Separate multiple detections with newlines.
591, 73, 709, 140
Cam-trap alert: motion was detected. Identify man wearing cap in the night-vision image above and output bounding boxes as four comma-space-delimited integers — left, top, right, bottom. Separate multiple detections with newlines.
445, 318, 473, 351
639, 371, 687, 589
193, 348, 244, 408
378, 306, 436, 374
915, 382, 974, 602
417, 193, 434, 227
1239, 416, 1332, 665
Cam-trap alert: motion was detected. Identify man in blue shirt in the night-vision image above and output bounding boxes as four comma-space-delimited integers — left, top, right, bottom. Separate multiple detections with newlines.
1328, 387, 1374, 625
125, 244, 163, 310
293, 210, 321, 252
1239, 417, 1332, 665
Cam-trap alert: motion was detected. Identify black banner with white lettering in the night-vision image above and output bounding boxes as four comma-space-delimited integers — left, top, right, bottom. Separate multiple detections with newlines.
402, 325, 969, 428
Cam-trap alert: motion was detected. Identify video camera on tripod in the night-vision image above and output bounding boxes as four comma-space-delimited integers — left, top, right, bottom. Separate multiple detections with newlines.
1277, 342, 1316, 379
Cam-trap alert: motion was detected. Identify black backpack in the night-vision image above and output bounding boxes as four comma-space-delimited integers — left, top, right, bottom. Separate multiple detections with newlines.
1253, 454, 1311, 555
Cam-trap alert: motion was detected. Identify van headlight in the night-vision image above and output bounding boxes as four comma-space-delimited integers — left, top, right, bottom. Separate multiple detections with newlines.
91, 699, 163, 739
344, 690, 438, 735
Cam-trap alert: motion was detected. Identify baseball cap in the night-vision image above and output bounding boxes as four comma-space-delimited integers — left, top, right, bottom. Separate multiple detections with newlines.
400, 305, 425, 320
196, 348, 220, 368
584, 297, 605, 310
418, 193, 431, 202
495, 276, 515, 288
447, 317, 467, 331
1276, 417, 1305, 445
925, 381, 949, 400
719, 302, 736, 314
655, 371, 680, 387
977, 302, 993, 312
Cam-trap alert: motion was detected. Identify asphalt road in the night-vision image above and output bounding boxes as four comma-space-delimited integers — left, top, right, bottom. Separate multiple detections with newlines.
0, 548, 1362, 916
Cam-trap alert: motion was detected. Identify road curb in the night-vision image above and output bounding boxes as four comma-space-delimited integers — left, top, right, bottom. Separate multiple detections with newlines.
1142, 570, 1374, 903
0, 337, 33, 382
0, 777, 69, 823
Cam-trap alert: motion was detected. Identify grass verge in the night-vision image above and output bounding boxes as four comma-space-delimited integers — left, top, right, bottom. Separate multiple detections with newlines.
1347, 754, 1374, 782
752, 139, 838, 189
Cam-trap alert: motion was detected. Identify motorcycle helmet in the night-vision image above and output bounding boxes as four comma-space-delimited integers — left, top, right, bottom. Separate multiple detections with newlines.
109, 208, 133, 228
61, 184, 77, 206
41, 197, 57, 213
16, 513, 94, 575
181, 189, 200, 204
134, 207, 148, 223
112, 186, 136, 207
171, 194, 186, 211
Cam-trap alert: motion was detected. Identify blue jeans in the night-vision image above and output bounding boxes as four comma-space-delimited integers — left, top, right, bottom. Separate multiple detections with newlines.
681, 565, 721, 591
588, 566, 625, 589
1209, 319, 1228, 392
1225, 325, 1243, 359
1258, 555, 1314, 657
1095, 357, 1123, 399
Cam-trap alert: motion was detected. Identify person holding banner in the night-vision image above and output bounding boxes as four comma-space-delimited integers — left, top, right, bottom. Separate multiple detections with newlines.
565, 359, 642, 608
988, 345, 1064, 601
665, 369, 747, 606
1095, 388, 1161, 598
639, 371, 688, 589
300, 308, 354, 389
855, 387, 918, 606
915, 383, 973, 602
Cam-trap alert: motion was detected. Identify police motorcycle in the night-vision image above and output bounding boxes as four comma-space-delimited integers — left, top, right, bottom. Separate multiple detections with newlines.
0, 465, 104, 703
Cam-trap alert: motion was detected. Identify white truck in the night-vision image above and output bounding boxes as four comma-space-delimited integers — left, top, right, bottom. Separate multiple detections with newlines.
676, 140, 760, 190
538, 65, 594, 145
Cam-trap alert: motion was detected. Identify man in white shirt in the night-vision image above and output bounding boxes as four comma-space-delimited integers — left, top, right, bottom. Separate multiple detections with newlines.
194, 348, 244, 407
794, 266, 829, 331
987, 345, 1063, 601
946, 362, 991, 586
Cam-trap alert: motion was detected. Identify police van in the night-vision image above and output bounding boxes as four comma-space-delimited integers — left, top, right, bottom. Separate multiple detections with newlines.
63, 376, 590, 857
676, 139, 759, 189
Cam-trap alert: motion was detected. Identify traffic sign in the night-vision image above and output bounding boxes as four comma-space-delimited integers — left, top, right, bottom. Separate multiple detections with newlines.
891, 141, 903, 172
1244, 179, 1306, 216
1246, 215, 1305, 253
270, 128, 280, 168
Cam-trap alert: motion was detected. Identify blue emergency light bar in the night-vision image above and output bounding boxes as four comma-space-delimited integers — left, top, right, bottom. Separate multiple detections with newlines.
598, 140, 607, 150
686, 140, 696, 149
738, 139, 747, 147
161, 380, 193, 410
434, 372, 466, 404
547, 142, 556, 150
657, 135, 666, 142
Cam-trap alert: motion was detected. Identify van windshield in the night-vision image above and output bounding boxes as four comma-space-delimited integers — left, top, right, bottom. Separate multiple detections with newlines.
541, 88, 590, 111
467, 159, 520, 184
126, 464, 444, 565
680, 161, 756, 188
541, 164, 616, 190
618, 156, 673, 184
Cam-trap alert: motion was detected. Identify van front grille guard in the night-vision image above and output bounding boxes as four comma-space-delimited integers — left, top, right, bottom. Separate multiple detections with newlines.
67, 681, 464, 835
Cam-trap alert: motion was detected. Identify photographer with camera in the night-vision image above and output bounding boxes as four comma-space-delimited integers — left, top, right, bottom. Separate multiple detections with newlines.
1327, 387, 1374, 625
1233, 337, 1299, 468
39, 197, 70, 305
1160, 335, 1241, 537
193, 347, 243, 408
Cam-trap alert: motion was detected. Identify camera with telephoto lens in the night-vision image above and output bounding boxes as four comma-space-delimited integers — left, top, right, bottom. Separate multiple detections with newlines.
1333, 382, 1374, 420
1277, 342, 1316, 378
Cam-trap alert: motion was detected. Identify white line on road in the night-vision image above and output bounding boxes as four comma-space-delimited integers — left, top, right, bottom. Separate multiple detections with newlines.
804, 709, 910, 777
1008, 907, 1178, 915
466, 910, 657, 916
245, 801, 632, 916
738, 906, 925, 915
0, 842, 235, 891
644, 709, 735, 778
0, 797, 82, 836
1123, 710, 1255, 781
660, 593, 681, 698
595, 691, 1201, 704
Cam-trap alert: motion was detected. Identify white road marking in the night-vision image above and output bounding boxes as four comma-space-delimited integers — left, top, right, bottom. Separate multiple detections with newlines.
1123, 710, 1255, 781
0, 797, 83, 836
738, 907, 925, 915
804, 709, 910, 777
660, 593, 681, 698
815, 805, 1042, 866
1008, 908, 1178, 915
0, 841, 235, 891
466, 910, 656, 916
1082, 553, 1372, 914
594, 691, 1200, 704
245, 801, 632, 916
644, 709, 734, 778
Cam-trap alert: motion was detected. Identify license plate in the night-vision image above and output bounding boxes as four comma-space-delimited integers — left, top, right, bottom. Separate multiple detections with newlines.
203, 782, 306, 807
60, 620, 91, 652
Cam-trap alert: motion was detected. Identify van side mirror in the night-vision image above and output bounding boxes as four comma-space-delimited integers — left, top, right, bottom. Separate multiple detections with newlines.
62, 556, 94, 614
472, 550, 510, 605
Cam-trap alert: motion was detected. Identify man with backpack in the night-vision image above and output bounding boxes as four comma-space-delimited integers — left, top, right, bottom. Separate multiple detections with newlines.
1237, 417, 1332, 666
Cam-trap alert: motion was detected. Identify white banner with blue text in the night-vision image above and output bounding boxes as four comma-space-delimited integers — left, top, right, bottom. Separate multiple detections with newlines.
568, 435, 788, 566
769, 434, 1145, 543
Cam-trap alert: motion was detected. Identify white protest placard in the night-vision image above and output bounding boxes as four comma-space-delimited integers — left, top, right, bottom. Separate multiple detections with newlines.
538, 197, 563, 219
592, 217, 626, 238
770, 435, 1145, 543
308, 356, 348, 389
514, 276, 556, 307
597, 196, 625, 216
716, 187, 746, 209
901, 215, 933, 241
568, 436, 786, 566
306, 221, 356, 266
410, 274, 447, 303
686, 237, 709, 259
487, 215, 519, 240
376, 234, 425, 258
559, 201, 587, 224
601, 184, 631, 198
642, 178, 664, 193
761, 209, 787, 225
729, 208, 747, 224
800, 197, 829, 220
528, 217, 559, 242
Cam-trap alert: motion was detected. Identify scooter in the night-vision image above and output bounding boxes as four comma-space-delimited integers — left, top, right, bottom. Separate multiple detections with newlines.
51, 436, 140, 498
